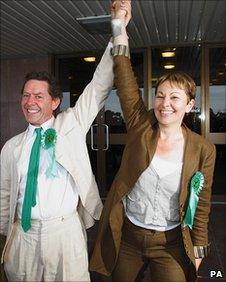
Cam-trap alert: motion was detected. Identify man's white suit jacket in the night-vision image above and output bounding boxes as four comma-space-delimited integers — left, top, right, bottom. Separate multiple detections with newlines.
0, 42, 114, 262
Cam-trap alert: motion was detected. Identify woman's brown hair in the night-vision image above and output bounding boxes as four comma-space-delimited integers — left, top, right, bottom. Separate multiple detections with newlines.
155, 71, 196, 101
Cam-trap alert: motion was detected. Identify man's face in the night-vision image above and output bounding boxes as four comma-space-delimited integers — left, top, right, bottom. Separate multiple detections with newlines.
21, 79, 60, 126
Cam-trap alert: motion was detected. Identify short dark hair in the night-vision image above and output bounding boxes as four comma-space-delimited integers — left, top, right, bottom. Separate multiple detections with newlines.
155, 71, 196, 101
21, 71, 62, 102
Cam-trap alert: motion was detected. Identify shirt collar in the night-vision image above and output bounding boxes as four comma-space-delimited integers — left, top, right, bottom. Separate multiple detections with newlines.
27, 116, 55, 138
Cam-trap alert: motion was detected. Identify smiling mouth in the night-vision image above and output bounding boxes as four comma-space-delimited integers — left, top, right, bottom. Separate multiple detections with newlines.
26, 109, 40, 114
160, 110, 174, 115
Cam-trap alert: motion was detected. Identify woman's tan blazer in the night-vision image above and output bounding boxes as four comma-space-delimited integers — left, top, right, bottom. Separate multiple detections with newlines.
90, 56, 216, 277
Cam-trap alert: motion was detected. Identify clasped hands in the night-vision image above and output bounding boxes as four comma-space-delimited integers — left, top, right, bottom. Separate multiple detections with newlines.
111, 0, 131, 26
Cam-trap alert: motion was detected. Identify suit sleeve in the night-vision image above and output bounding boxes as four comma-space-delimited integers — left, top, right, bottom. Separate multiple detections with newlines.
72, 42, 114, 134
113, 56, 149, 132
191, 142, 216, 247
0, 143, 11, 236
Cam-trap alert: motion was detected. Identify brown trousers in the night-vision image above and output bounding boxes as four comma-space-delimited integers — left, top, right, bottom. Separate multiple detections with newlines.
112, 218, 196, 282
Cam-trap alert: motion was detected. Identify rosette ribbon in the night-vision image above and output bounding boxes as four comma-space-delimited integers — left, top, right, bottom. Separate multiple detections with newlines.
41, 128, 58, 178
183, 171, 204, 229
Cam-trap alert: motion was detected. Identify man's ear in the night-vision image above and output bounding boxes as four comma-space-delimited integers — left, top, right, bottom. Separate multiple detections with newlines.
52, 97, 61, 111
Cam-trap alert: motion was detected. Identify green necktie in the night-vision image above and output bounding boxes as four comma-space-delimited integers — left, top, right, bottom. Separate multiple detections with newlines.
21, 127, 42, 232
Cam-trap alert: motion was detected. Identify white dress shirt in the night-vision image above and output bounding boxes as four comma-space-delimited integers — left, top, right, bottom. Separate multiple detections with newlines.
17, 117, 79, 220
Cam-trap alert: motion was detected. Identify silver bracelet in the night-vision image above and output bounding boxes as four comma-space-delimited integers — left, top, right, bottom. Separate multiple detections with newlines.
194, 244, 210, 258
111, 45, 130, 58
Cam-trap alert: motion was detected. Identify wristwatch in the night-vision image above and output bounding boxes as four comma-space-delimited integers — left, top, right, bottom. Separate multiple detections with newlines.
111, 45, 130, 58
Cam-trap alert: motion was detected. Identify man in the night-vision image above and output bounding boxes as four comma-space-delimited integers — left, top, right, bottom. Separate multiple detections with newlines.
0, 39, 114, 281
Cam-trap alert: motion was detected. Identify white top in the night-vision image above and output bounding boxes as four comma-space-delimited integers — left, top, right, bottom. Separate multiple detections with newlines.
17, 117, 79, 220
125, 155, 183, 231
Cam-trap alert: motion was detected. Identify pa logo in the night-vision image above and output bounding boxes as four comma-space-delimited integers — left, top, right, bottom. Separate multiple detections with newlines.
210, 270, 223, 278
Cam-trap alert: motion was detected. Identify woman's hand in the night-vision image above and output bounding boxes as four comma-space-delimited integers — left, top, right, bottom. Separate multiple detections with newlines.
111, 0, 131, 26
195, 258, 203, 271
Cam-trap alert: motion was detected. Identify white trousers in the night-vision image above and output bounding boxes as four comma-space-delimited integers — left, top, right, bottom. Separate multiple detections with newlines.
4, 212, 90, 282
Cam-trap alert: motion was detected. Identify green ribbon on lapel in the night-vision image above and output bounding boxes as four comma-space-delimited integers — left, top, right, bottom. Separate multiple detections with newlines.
183, 171, 204, 229
41, 128, 57, 178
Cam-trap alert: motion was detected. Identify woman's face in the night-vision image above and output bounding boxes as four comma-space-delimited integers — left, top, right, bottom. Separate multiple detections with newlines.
154, 80, 194, 127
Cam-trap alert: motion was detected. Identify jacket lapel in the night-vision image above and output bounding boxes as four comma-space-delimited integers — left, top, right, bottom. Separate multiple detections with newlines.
179, 126, 199, 207
146, 124, 159, 164
55, 133, 74, 176
116, 121, 159, 200
53, 115, 75, 175
146, 110, 159, 163
13, 131, 28, 181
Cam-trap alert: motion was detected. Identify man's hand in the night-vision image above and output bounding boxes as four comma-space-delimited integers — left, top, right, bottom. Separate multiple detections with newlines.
111, 0, 131, 26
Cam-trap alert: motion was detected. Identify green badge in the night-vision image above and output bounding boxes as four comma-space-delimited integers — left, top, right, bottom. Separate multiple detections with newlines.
190, 171, 204, 196
41, 128, 57, 150
183, 171, 204, 229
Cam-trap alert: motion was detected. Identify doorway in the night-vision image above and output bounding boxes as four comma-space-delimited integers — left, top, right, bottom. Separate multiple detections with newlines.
57, 50, 144, 197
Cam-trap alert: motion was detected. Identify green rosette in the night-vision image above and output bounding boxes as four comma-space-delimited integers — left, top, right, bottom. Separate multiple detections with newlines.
41, 128, 57, 149
183, 171, 204, 229
41, 128, 58, 178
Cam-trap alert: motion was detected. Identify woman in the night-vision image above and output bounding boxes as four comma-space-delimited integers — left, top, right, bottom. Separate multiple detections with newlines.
90, 1, 216, 281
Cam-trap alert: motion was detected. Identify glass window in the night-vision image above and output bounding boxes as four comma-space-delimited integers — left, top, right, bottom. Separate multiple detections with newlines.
151, 46, 202, 134
58, 56, 96, 107
209, 47, 226, 133
58, 51, 144, 133
212, 144, 226, 194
